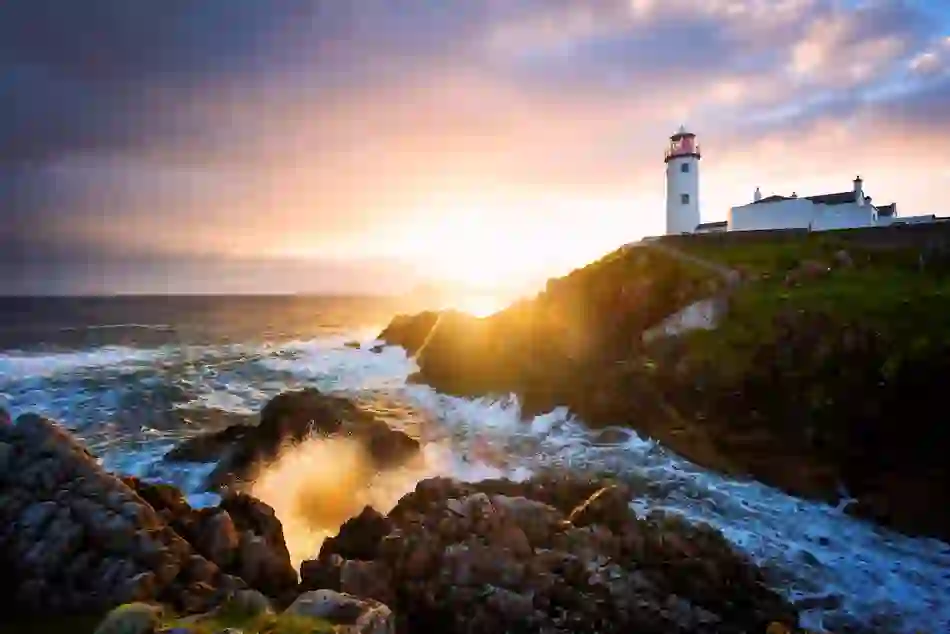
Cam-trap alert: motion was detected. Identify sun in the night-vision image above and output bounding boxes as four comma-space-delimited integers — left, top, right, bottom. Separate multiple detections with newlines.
406, 204, 547, 291
447, 293, 506, 318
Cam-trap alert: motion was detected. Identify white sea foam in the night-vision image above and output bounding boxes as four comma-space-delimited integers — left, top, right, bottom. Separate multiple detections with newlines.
264, 338, 950, 634
2, 335, 948, 633
0, 346, 161, 382
59, 323, 174, 332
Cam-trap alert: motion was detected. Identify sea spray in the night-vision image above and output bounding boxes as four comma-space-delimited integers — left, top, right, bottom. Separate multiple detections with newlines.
248, 434, 437, 568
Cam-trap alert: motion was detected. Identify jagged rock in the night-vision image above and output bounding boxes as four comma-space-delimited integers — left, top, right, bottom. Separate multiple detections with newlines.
340, 559, 396, 607
318, 505, 393, 562
0, 416, 299, 619
199, 510, 240, 569
165, 389, 420, 491
300, 554, 344, 593
300, 474, 797, 634
123, 477, 298, 603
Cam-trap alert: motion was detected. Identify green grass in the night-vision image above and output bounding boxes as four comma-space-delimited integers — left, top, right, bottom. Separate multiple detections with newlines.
161, 612, 338, 633
2, 607, 338, 634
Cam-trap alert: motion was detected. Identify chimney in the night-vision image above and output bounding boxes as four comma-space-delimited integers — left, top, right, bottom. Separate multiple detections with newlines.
854, 175, 864, 206
753, 186, 762, 202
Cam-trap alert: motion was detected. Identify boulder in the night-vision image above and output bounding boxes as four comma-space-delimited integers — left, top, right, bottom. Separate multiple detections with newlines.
222, 588, 274, 618
165, 389, 420, 490
93, 603, 163, 634
285, 590, 394, 634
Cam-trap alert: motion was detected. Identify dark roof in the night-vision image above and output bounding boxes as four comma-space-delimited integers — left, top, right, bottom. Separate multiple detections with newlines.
753, 194, 788, 204
805, 191, 857, 205
696, 221, 727, 229
876, 203, 897, 217
751, 191, 858, 206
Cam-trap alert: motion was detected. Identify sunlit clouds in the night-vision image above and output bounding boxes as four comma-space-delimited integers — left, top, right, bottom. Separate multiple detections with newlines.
1, 0, 948, 294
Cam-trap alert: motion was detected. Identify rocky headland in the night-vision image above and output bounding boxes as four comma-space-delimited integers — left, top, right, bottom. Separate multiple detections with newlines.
377, 224, 950, 543
0, 389, 803, 634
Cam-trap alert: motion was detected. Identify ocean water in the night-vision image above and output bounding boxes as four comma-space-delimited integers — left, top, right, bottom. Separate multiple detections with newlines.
1, 295, 948, 633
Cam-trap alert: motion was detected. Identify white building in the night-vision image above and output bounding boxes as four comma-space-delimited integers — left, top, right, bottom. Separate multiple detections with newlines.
661, 127, 938, 235
728, 176, 900, 232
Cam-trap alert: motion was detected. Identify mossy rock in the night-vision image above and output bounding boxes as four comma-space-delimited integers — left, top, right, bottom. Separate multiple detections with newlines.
159, 611, 337, 633
94, 603, 163, 634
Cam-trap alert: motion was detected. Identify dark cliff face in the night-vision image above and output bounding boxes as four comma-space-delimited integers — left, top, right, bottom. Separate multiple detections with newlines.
378, 226, 950, 542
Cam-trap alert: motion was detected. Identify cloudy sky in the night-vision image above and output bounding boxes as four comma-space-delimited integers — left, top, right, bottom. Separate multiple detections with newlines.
2, 0, 949, 295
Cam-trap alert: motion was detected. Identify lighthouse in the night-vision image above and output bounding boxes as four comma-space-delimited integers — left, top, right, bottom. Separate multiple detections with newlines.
665, 125, 701, 235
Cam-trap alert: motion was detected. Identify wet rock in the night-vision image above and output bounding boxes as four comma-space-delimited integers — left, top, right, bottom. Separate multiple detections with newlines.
567, 484, 634, 533
300, 554, 344, 593
340, 559, 396, 606
166, 389, 420, 490
319, 505, 393, 561
316, 474, 797, 634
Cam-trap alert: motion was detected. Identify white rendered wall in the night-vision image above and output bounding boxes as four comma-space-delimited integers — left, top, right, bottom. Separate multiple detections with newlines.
729, 198, 814, 231
811, 203, 874, 231
666, 155, 700, 235
729, 199, 875, 232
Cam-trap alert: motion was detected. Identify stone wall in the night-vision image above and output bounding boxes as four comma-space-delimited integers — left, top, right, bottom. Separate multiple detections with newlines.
657, 220, 950, 251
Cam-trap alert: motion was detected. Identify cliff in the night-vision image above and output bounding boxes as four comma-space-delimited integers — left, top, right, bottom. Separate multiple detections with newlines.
378, 224, 950, 542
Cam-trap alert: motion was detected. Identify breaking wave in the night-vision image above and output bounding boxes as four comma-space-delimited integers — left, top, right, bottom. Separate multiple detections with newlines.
1, 334, 948, 633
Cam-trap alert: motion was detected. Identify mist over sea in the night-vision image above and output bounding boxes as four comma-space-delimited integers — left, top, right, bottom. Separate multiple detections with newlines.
1, 294, 948, 634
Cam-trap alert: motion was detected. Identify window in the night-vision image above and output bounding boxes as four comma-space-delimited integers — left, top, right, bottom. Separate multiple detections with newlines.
681, 194, 690, 205
681, 163, 689, 173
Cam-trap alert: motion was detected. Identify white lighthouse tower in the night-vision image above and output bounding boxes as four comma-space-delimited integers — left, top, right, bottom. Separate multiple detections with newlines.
664, 125, 701, 235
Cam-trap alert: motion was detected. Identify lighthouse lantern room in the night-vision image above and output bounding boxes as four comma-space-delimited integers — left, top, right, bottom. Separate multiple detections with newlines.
665, 125, 701, 235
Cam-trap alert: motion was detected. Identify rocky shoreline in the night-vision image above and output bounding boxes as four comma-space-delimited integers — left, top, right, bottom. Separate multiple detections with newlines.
0, 390, 804, 634
376, 230, 950, 543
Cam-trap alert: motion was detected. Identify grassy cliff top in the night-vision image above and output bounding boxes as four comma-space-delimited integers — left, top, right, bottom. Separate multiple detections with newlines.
658, 227, 950, 378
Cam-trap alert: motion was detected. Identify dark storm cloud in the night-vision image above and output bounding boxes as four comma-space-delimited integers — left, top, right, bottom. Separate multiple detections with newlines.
0, 0, 321, 163
0, 0, 948, 294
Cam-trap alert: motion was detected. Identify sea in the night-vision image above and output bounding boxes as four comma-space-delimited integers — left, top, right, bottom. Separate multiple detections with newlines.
0, 295, 948, 634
